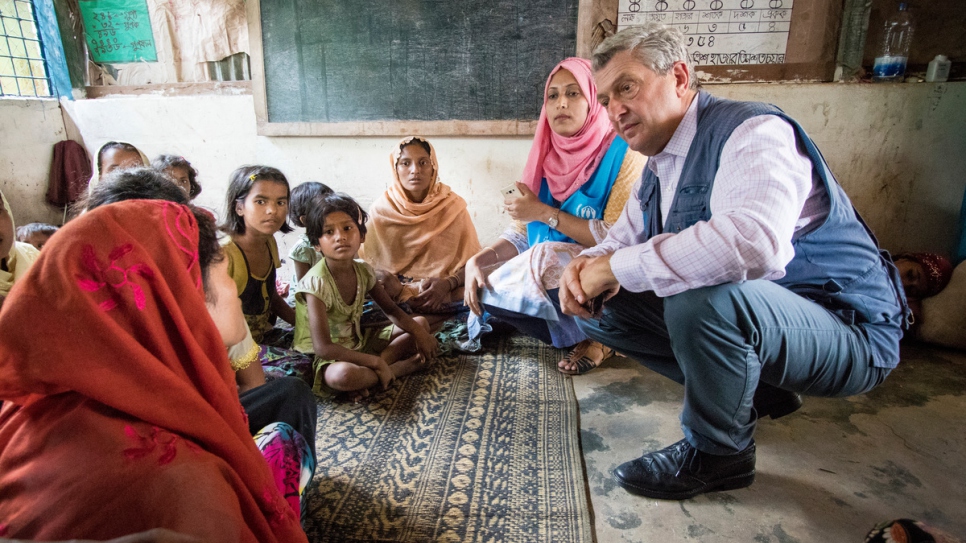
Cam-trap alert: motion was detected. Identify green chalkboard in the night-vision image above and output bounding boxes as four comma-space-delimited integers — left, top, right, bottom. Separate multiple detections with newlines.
79, 0, 156, 63
258, 0, 578, 124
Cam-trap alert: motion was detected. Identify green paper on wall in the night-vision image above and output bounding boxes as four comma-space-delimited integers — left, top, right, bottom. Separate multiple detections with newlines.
79, 0, 157, 63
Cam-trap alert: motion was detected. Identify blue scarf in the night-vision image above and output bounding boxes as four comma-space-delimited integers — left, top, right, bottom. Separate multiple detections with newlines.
527, 136, 628, 246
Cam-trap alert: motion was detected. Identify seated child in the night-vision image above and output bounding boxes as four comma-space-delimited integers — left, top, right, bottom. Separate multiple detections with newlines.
895, 252, 954, 299
893, 252, 954, 331
92, 141, 148, 183
16, 222, 59, 250
152, 154, 202, 200
221, 165, 297, 346
1, 190, 40, 310
292, 193, 438, 398
285, 181, 334, 307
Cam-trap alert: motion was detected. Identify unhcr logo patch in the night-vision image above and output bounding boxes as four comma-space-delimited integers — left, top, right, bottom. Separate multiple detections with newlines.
575, 205, 598, 220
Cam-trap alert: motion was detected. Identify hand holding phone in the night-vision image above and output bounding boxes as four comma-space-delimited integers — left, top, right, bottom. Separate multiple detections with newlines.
501, 183, 523, 201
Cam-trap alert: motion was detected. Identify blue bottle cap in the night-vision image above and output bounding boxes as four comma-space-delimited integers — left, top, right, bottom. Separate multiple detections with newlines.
898, 2, 908, 10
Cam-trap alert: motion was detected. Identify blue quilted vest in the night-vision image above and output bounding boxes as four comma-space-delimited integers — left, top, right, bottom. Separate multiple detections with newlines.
639, 91, 909, 369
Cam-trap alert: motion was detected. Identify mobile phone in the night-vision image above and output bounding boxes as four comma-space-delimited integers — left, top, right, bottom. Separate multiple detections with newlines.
586, 293, 605, 319
501, 183, 523, 201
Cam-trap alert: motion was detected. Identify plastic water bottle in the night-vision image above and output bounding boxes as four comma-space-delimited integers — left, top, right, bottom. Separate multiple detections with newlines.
872, 3, 914, 82
926, 55, 951, 82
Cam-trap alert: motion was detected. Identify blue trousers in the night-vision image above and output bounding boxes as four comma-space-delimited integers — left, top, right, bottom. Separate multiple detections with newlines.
575, 281, 891, 455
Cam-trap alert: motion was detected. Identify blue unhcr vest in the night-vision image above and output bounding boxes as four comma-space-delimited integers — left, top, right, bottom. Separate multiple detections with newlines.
639, 91, 909, 369
527, 136, 629, 246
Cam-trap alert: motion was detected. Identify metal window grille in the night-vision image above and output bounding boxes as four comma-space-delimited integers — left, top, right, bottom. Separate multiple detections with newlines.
0, 0, 52, 97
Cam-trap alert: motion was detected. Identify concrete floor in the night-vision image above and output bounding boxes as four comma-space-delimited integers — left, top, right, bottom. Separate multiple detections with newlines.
571, 343, 966, 542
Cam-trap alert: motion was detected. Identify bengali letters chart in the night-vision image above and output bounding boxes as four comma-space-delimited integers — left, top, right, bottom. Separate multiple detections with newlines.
617, 0, 794, 65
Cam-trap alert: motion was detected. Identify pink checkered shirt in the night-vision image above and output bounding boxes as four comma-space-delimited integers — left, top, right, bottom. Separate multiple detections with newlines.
580, 95, 830, 297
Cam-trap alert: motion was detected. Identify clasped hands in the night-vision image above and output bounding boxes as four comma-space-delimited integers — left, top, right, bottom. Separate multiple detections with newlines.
558, 254, 621, 319
409, 276, 452, 311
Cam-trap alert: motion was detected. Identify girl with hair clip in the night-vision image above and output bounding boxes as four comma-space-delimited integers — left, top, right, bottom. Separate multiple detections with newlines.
221, 165, 297, 347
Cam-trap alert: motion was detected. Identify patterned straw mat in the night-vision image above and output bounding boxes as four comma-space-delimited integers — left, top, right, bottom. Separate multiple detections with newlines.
302, 334, 594, 543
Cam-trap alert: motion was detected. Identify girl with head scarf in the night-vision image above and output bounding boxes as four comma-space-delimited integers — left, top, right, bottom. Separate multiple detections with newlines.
0, 200, 309, 543
463, 57, 647, 373
86, 141, 150, 194
0, 189, 40, 310
361, 136, 482, 315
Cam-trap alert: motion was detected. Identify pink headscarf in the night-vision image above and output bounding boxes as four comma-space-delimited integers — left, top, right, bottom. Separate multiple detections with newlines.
520, 57, 616, 202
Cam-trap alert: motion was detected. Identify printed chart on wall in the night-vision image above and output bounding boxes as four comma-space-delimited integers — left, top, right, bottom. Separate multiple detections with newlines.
618, 0, 793, 66
78, 0, 157, 63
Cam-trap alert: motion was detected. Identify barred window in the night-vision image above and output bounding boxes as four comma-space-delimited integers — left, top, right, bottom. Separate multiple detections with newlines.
0, 0, 52, 97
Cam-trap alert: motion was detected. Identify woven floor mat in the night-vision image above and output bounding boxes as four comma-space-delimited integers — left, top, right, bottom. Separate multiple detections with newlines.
303, 334, 593, 543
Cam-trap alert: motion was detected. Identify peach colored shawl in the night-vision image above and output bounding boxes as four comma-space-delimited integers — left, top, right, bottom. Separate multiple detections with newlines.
361, 137, 481, 279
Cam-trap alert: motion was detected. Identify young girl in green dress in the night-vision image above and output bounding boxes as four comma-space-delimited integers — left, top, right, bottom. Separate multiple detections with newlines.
292, 193, 438, 397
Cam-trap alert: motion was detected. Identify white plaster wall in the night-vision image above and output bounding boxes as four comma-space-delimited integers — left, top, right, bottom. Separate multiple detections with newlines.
58, 94, 532, 257
60, 94, 259, 219
0, 98, 70, 226
7, 81, 965, 259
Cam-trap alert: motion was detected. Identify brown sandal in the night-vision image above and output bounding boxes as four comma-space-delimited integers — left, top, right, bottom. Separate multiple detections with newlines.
558, 340, 613, 375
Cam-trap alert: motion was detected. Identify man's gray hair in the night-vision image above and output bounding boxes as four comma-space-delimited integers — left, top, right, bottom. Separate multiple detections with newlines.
592, 23, 696, 89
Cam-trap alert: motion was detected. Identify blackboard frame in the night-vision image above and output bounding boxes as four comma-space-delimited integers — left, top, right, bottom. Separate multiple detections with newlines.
247, 0, 604, 136
247, 0, 842, 136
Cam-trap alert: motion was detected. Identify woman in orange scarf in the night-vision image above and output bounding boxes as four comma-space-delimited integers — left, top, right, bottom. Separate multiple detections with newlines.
0, 200, 308, 543
361, 137, 481, 316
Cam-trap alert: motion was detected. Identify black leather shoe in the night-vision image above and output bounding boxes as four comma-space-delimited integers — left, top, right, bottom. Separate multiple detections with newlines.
753, 382, 802, 420
613, 439, 756, 500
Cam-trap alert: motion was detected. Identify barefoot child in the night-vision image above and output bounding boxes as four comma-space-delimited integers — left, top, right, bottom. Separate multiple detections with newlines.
285, 181, 333, 307
221, 165, 297, 346
292, 193, 438, 397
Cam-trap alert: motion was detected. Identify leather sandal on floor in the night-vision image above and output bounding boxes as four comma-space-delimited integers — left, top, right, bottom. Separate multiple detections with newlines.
558, 340, 613, 375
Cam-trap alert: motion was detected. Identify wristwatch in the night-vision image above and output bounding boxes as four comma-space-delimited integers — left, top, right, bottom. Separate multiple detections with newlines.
547, 208, 560, 229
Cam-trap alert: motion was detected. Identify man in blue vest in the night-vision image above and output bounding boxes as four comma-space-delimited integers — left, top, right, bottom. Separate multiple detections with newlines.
559, 23, 908, 500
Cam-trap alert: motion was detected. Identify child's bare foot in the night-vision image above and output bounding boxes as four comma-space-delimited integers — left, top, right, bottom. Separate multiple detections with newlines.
390, 353, 431, 379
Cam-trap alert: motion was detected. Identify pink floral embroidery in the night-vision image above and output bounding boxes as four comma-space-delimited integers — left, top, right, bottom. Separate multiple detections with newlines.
162, 203, 201, 288
123, 425, 195, 466
77, 244, 155, 312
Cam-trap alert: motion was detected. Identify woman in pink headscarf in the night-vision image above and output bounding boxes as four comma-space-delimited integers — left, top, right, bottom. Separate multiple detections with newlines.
464, 57, 647, 374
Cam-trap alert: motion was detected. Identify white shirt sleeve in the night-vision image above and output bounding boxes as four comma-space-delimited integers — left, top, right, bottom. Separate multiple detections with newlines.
594, 115, 816, 297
